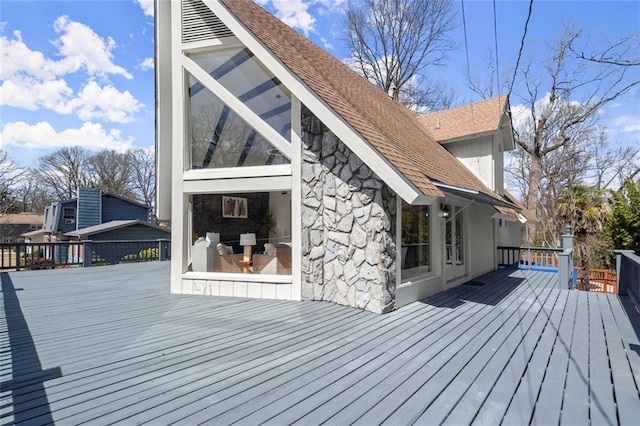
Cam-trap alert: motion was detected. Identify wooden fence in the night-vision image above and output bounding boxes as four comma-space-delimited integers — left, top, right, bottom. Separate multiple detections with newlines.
575, 268, 617, 294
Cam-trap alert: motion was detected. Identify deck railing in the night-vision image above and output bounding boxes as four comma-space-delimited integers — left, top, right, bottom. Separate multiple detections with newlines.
0, 239, 171, 271
615, 250, 640, 299
497, 246, 562, 270
574, 268, 617, 293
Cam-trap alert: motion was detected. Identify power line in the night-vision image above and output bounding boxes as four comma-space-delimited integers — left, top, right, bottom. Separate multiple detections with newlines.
492, 0, 500, 94
461, 0, 475, 126
461, 0, 472, 85
509, 0, 534, 96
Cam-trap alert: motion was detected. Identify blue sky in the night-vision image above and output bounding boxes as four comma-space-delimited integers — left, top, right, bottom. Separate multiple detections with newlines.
1, 0, 639, 168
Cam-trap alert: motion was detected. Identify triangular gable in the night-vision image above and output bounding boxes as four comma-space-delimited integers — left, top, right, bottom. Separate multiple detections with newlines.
418, 96, 510, 142
198, 0, 507, 205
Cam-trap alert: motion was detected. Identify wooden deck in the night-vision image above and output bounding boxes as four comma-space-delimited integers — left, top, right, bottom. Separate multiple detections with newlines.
2, 263, 639, 425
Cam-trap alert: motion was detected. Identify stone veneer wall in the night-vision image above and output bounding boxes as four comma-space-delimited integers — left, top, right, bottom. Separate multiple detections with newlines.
300, 108, 397, 313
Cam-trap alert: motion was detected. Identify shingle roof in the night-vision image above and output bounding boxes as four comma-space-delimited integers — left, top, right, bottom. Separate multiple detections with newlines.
0, 213, 44, 225
418, 96, 509, 142
220, 0, 504, 202
503, 190, 538, 222
64, 220, 170, 238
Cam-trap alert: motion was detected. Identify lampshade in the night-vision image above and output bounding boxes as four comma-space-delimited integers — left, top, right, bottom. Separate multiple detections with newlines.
240, 233, 256, 246
206, 232, 220, 243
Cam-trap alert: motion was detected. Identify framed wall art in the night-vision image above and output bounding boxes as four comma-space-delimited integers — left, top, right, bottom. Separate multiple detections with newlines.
222, 196, 248, 218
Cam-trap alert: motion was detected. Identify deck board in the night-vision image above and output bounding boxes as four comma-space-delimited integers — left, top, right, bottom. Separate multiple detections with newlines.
2, 263, 640, 425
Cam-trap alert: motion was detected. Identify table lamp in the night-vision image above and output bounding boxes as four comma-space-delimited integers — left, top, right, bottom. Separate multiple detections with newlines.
240, 233, 256, 262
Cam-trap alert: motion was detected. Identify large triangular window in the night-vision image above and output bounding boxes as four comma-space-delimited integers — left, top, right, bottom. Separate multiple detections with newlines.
187, 72, 290, 169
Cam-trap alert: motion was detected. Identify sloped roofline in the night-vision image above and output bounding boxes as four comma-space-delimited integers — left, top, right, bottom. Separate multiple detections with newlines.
64, 220, 170, 238
418, 95, 514, 147
203, 0, 508, 206
204, 0, 435, 203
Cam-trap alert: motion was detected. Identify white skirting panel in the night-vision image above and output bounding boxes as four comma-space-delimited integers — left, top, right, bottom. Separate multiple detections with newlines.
182, 278, 293, 300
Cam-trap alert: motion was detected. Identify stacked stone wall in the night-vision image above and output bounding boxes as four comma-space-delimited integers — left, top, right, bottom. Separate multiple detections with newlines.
300, 109, 397, 313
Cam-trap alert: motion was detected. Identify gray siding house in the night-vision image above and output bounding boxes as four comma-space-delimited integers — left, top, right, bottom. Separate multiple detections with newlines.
42, 188, 150, 241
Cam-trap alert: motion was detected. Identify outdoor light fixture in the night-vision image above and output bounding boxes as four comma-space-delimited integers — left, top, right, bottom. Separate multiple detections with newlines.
240, 233, 257, 262
440, 204, 451, 219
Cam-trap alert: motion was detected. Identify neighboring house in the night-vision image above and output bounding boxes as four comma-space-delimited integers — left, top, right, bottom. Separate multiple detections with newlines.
0, 213, 44, 243
42, 188, 150, 241
155, 0, 533, 313
64, 220, 171, 241
64, 220, 171, 265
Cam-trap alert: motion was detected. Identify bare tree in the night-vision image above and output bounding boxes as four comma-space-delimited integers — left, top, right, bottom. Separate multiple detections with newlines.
129, 148, 156, 209
87, 149, 135, 198
511, 26, 640, 245
14, 169, 54, 214
37, 147, 93, 200
343, 0, 456, 111
0, 151, 23, 214
570, 33, 640, 67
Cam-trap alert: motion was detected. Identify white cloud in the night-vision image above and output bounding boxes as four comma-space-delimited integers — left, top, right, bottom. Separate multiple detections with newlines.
66, 81, 144, 123
1, 121, 134, 152
0, 31, 67, 80
138, 57, 154, 71
53, 16, 132, 80
257, 0, 347, 35
1, 19, 132, 81
0, 76, 73, 111
269, 0, 316, 35
1, 19, 142, 123
135, 0, 155, 18
612, 115, 640, 133
1, 78, 142, 123
320, 37, 333, 50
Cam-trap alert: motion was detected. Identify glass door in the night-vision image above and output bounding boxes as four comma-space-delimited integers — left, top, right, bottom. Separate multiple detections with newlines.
445, 204, 465, 281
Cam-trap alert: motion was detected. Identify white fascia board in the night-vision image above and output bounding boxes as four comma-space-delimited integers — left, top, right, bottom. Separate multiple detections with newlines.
290, 95, 303, 300
432, 181, 479, 195
155, 0, 173, 221
437, 130, 495, 145
410, 194, 438, 206
183, 175, 292, 194
181, 55, 293, 161
183, 164, 292, 181
202, 0, 423, 205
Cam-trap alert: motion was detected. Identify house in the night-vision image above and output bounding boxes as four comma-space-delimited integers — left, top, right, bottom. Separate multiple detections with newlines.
63, 219, 171, 241
155, 0, 531, 313
0, 213, 44, 243
42, 188, 150, 242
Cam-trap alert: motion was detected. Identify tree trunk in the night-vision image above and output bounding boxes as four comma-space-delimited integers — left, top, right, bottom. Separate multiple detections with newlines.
524, 154, 543, 246
576, 234, 590, 291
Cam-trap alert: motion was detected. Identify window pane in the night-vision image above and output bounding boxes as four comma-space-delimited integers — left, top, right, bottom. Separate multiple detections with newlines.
401, 204, 430, 271
187, 73, 290, 169
190, 191, 292, 275
189, 48, 291, 141
455, 206, 463, 265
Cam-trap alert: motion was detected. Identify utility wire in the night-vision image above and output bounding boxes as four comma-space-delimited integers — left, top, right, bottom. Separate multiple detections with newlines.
461, 0, 475, 126
461, 0, 472, 85
509, 0, 534, 96
492, 0, 500, 94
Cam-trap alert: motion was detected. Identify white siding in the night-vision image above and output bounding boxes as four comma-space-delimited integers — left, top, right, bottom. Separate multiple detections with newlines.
498, 220, 522, 247
444, 136, 495, 191
467, 203, 496, 277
